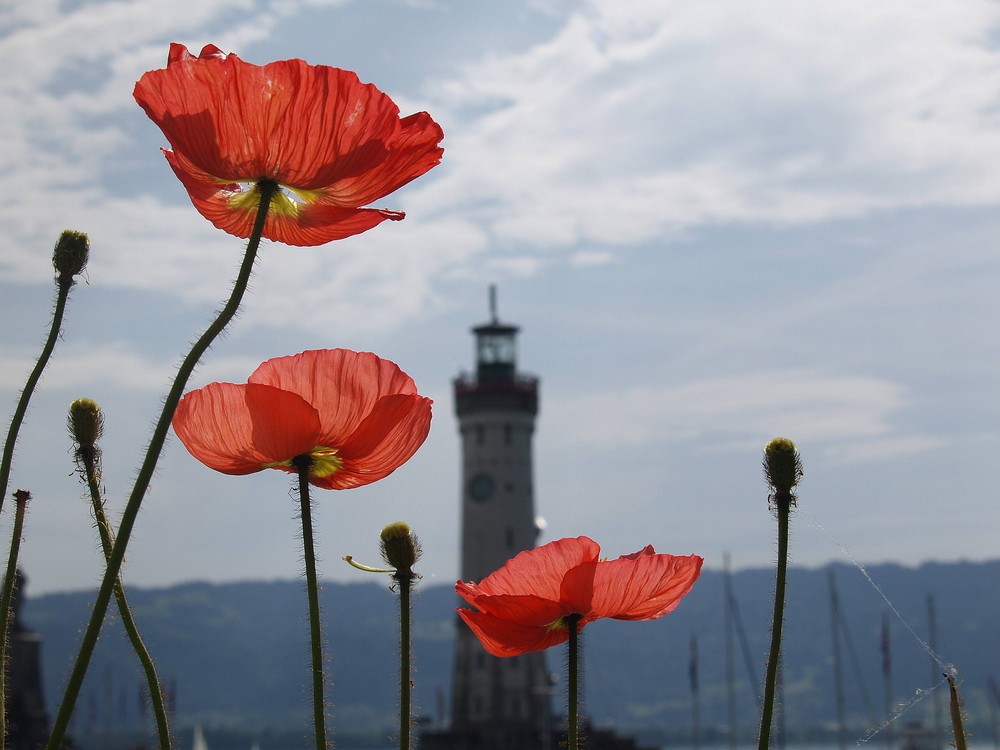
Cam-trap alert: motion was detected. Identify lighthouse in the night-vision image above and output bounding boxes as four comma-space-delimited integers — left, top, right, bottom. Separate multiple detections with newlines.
454, 287, 543, 585
419, 289, 646, 750
422, 288, 555, 750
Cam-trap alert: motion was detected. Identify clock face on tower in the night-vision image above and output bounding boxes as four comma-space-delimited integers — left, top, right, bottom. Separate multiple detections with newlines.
469, 472, 495, 502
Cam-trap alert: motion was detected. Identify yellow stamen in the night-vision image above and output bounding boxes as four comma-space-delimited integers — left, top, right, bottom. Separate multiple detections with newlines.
262, 446, 343, 478
228, 181, 324, 217
308, 446, 343, 478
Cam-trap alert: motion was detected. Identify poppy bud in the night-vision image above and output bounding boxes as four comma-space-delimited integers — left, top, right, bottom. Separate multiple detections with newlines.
763, 437, 803, 496
69, 398, 104, 448
380, 521, 421, 573
52, 230, 90, 282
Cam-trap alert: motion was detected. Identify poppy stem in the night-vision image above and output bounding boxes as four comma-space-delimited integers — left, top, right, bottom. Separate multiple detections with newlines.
0, 490, 29, 750
76, 443, 172, 750
398, 570, 412, 750
45, 183, 278, 750
947, 674, 967, 750
0, 248, 80, 517
295, 458, 329, 750
566, 614, 582, 750
349, 523, 420, 750
757, 492, 790, 750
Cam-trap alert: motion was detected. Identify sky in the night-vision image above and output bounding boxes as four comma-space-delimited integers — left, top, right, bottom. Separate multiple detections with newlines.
1, 0, 999, 597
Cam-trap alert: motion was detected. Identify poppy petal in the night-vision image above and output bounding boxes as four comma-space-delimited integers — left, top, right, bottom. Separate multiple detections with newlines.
249, 350, 418, 446
172, 383, 321, 474
133, 45, 444, 246
317, 111, 445, 207
137, 51, 401, 184
167, 43, 225, 64
558, 559, 598, 616
470, 537, 601, 601
592, 551, 704, 621
455, 588, 566, 627
310, 393, 432, 490
457, 609, 572, 657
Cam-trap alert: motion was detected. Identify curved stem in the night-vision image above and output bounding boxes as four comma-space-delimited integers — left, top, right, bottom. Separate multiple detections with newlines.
343, 556, 393, 574
79, 446, 171, 749
398, 572, 412, 750
46, 183, 277, 750
295, 459, 328, 750
0, 492, 29, 750
566, 614, 582, 750
0, 277, 73, 517
757, 494, 790, 750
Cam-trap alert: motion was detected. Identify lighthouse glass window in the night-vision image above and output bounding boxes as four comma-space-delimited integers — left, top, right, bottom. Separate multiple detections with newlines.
477, 332, 515, 364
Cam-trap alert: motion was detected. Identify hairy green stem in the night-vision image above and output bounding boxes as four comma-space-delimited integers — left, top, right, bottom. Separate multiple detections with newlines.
398, 571, 412, 750
567, 614, 582, 750
0, 276, 74, 517
0, 492, 29, 750
947, 674, 967, 750
757, 494, 790, 750
46, 183, 277, 750
295, 459, 329, 750
78, 445, 171, 749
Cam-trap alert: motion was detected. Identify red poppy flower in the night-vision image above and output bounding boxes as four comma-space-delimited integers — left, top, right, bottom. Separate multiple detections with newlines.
133, 43, 444, 246
171, 349, 432, 489
456, 536, 703, 657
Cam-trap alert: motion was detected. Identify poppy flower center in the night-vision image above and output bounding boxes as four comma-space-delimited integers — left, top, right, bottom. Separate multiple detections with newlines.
228, 179, 323, 219
262, 446, 343, 478
306, 446, 343, 478
547, 616, 571, 632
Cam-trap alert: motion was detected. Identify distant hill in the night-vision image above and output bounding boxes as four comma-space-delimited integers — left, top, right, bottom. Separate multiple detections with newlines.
20, 559, 1000, 745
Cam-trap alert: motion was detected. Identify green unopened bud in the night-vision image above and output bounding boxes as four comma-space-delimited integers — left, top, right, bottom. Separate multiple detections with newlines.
764, 437, 803, 507
380, 521, 421, 573
52, 230, 89, 282
69, 398, 104, 448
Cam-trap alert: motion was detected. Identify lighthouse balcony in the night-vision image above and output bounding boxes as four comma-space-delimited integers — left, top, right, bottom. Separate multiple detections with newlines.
453, 373, 539, 415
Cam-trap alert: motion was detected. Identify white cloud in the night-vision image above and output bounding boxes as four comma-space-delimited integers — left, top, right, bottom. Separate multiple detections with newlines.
0, 342, 168, 392
545, 369, 934, 460
7, 0, 998, 318
0, 341, 275, 394
423, 0, 1000, 250
824, 434, 950, 465
569, 250, 615, 267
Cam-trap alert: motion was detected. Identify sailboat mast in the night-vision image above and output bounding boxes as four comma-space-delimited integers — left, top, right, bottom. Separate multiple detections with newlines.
724, 553, 737, 750
881, 613, 893, 750
829, 570, 847, 750
690, 634, 701, 750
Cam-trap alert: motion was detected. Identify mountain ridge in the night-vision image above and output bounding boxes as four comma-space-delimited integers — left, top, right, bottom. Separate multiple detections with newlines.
21, 558, 1000, 741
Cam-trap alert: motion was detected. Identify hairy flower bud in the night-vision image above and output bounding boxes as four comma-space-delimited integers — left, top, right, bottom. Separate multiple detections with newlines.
380, 521, 421, 573
52, 230, 90, 282
69, 398, 104, 448
763, 437, 803, 510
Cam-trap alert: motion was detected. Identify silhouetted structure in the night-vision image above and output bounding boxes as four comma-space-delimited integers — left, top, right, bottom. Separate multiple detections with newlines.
8, 570, 56, 750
